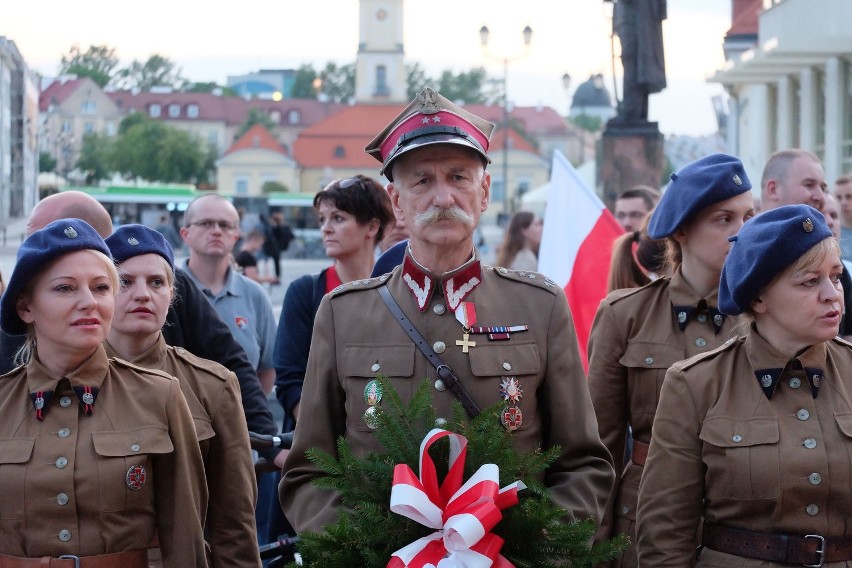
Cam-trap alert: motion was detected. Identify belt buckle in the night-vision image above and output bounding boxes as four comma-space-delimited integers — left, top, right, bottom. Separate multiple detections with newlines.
804, 534, 825, 568
58, 555, 81, 568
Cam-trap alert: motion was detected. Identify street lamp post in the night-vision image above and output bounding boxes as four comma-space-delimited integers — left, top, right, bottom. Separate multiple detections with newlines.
479, 24, 532, 222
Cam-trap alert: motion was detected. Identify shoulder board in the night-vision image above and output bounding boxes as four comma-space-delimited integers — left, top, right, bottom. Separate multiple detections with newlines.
170, 346, 233, 383
110, 357, 176, 381
678, 335, 743, 371
491, 266, 560, 294
607, 277, 667, 306
329, 272, 393, 298
831, 336, 852, 349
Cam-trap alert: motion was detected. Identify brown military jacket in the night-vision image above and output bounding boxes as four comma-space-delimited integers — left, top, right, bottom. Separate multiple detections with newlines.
280, 256, 615, 534
587, 270, 737, 568
105, 335, 261, 568
0, 345, 207, 566
637, 329, 852, 567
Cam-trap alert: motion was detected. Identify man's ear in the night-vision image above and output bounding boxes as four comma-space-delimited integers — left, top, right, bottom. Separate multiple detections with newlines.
387, 183, 406, 222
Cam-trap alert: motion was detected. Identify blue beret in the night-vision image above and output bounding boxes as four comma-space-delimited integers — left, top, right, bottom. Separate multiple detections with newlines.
719, 205, 833, 315
106, 224, 175, 271
1, 219, 111, 335
648, 153, 752, 239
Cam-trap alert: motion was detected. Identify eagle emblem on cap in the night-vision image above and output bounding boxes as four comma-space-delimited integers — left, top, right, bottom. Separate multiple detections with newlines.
416, 87, 440, 114
733, 174, 742, 186
64, 226, 78, 239
128, 237, 140, 246
803, 218, 814, 233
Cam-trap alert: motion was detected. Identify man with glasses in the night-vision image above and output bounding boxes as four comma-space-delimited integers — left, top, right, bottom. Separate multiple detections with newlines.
280, 87, 614, 534
614, 186, 659, 233
181, 193, 278, 396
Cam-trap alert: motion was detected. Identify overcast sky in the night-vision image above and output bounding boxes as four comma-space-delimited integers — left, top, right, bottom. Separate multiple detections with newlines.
6, 0, 733, 136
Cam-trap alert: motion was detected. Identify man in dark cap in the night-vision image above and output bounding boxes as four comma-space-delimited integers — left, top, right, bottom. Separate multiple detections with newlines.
280, 87, 614, 533
2, 190, 285, 468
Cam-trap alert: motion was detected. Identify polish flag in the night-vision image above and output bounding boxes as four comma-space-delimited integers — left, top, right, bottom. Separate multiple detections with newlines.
537, 150, 623, 371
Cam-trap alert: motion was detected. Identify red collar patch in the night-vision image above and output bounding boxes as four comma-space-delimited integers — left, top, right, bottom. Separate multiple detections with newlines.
401, 254, 482, 311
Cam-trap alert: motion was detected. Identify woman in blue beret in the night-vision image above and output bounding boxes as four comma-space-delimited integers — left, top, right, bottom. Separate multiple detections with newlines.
0, 218, 207, 567
637, 205, 852, 567
586, 153, 756, 567
103, 224, 261, 567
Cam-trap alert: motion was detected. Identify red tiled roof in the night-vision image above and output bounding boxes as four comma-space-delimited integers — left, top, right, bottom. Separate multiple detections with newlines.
489, 127, 537, 154
39, 77, 87, 112
224, 124, 287, 156
105, 90, 345, 127
727, 0, 761, 37
466, 104, 572, 136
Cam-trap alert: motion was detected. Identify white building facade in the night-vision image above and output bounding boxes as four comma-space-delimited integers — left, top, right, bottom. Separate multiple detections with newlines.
712, 0, 852, 184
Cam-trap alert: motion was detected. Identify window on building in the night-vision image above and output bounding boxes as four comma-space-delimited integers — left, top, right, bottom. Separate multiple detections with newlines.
187, 104, 199, 119
815, 69, 827, 161
375, 65, 389, 96
106, 121, 117, 136
287, 109, 300, 124
81, 100, 96, 115
270, 110, 281, 123
492, 176, 505, 204
62, 120, 72, 133
84, 122, 95, 134
843, 61, 852, 172
235, 177, 249, 195
149, 104, 161, 118
207, 130, 218, 146
168, 104, 181, 118
334, 145, 345, 158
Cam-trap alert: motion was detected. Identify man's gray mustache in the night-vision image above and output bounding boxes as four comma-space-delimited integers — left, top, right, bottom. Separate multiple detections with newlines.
413, 207, 475, 227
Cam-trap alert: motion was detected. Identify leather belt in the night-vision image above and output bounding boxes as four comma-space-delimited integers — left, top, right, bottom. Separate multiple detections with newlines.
631, 439, 649, 466
703, 522, 852, 567
0, 550, 147, 568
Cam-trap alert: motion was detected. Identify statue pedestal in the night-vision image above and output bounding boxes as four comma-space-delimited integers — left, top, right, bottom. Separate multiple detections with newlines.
599, 123, 665, 211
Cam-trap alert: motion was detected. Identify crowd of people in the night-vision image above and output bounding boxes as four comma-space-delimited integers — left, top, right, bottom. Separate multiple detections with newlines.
1, 85, 852, 568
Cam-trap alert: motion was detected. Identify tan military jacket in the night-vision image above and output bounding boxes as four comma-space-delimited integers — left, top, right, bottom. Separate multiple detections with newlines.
587, 270, 737, 568
637, 329, 852, 567
0, 345, 207, 566
280, 259, 615, 534
105, 335, 260, 568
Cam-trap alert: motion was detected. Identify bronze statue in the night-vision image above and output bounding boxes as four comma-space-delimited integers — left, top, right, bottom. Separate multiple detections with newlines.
608, 0, 667, 126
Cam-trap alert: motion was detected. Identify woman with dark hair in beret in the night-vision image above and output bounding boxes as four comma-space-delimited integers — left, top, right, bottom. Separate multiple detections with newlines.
268, 174, 394, 539
0, 219, 206, 567
586, 153, 756, 567
637, 205, 852, 567
103, 224, 261, 567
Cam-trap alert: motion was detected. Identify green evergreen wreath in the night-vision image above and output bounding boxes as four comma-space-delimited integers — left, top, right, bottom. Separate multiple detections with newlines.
285, 377, 627, 567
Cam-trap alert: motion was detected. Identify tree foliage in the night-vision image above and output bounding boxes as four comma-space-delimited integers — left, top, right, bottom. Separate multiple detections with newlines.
291, 62, 355, 102
405, 64, 496, 105
184, 81, 237, 96
76, 133, 112, 183
59, 45, 120, 88
235, 108, 278, 140
117, 54, 186, 91
39, 151, 57, 173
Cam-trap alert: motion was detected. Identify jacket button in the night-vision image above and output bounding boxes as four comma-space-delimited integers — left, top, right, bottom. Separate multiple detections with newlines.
804, 438, 817, 449
371, 363, 381, 373
695, 338, 707, 348
433, 341, 446, 354
434, 380, 446, 392
59, 396, 72, 408
57, 493, 69, 505
56, 457, 68, 469
696, 314, 707, 323
58, 529, 72, 542
789, 377, 802, 388
806, 504, 819, 516
809, 473, 822, 485
131, 444, 141, 452
732, 434, 742, 443
502, 362, 512, 371
58, 428, 70, 439
433, 304, 446, 315
796, 409, 810, 421
645, 357, 654, 365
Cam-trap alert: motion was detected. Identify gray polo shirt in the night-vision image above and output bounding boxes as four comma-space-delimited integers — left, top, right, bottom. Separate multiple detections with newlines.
182, 260, 277, 371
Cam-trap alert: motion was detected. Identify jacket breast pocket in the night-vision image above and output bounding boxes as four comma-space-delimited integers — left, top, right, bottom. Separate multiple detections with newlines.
469, 342, 541, 431
92, 426, 174, 512
619, 341, 685, 416
699, 417, 780, 501
835, 412, 852, 462
0, 438, 34, 519
344, 344, 415, 433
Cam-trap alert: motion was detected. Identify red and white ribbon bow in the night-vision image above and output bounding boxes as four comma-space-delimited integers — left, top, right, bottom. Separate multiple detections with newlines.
387, 428, 526, 568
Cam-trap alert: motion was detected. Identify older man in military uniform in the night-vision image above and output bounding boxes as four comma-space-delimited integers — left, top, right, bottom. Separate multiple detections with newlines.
280, 87, 614, 534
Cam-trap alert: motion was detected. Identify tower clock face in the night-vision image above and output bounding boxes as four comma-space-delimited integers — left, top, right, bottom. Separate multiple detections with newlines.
376, 8, 388, 21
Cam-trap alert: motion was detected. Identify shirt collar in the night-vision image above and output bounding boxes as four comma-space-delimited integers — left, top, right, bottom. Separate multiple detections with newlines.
25, 344, 111, 394
745, 325, 826, 399
400, 247, 482, 312
182, 259, 241, 298
668, 268, 726, 333
104, 334, 167, 369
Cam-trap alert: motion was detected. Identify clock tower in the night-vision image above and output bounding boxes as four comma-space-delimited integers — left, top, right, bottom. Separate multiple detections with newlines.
355, 0, 407, 103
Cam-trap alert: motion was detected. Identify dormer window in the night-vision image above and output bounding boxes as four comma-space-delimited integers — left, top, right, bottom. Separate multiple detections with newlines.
287, 110, 300, 124
168, 104, 181, 118
149, 104, 161, 118
187, 104, 199, 118
334, 145, 345, 158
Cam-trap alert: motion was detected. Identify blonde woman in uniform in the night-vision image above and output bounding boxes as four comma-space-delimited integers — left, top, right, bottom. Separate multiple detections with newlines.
104, 224, 261, 567
586, 154, 755, 567
638, 204, 852, 567
0, 219, 206, 567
